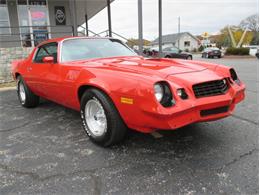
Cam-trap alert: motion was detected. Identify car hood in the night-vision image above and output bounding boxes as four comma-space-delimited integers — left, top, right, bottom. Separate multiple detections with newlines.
84, 56, 207, 78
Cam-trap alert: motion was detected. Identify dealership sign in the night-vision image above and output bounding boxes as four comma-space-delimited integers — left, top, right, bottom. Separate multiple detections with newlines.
55, 6, 66, 25
201, 32, 210, 38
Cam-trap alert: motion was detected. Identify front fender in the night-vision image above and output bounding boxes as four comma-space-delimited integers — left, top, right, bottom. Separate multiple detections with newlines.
75, 68, 163, 128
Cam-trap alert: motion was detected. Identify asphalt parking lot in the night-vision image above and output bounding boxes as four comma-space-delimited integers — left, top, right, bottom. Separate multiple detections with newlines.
0, 56, 258, 194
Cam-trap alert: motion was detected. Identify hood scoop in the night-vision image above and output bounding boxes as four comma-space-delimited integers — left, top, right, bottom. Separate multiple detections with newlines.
89, 57, 208, 78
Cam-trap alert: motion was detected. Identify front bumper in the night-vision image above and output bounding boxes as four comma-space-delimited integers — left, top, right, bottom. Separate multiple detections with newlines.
123, 82, 245, 133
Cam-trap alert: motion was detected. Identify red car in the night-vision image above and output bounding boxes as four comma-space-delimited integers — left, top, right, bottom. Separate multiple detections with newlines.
12, 37, 245, 146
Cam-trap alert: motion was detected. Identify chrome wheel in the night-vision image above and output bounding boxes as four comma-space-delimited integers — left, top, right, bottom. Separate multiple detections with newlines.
85, 98, 107, 137
19, 81, 26, 104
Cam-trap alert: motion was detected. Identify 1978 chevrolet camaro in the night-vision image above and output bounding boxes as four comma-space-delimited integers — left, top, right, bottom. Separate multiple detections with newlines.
12, 37, 245, 146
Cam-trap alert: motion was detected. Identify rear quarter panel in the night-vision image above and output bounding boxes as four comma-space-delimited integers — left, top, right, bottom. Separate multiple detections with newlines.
11, 59, 24, 79
11, 48, 37, 80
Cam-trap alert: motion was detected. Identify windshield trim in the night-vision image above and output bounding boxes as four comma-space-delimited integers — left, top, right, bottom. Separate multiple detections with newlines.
59, 37, 137, 63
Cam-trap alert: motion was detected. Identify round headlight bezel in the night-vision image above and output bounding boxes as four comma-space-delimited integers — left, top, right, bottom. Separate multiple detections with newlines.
154, 82, 175, 107
230, 68, 241, 85
230, 68, 238, 81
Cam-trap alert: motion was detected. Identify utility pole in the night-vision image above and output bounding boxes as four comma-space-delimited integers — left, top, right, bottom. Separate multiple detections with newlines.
85, 14, 89, 36
84, 0, 88, 36
158, 0, 162, 57
107, 0, 112, 37
138, 0, 143, 55
178, 16, 180, 49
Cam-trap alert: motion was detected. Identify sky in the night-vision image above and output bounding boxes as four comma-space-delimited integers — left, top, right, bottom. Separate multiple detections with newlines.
88, 0, 259, 41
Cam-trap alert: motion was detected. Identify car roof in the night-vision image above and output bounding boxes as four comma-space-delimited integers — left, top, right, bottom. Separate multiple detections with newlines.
37, 36, 113, 47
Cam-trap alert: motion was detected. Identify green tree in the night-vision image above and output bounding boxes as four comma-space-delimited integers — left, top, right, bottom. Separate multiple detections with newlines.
126, 38, 151, 48
218, 26, 254, 47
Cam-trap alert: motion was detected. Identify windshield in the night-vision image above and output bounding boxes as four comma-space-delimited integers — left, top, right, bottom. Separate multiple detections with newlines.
61, 38, 137, 62
163, 47, 179, 53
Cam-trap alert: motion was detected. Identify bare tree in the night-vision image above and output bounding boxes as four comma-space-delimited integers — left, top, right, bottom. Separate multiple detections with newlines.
240, 14, 259, 45
240, 14, 259, 32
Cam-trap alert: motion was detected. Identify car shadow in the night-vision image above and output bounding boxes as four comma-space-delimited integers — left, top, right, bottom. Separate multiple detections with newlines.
36, 98, 224, 160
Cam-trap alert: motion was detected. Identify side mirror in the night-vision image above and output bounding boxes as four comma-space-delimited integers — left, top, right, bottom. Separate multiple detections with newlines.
42, 56, 54, 63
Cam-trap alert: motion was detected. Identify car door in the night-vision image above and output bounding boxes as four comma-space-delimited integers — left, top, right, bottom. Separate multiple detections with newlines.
170, 48, 181, 58
28, 42, 60, 100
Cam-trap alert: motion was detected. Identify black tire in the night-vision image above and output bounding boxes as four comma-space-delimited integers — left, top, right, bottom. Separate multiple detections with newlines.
187, 55, 192, 60
165, 55, 171, 58
80, 88, 127, 147
218, 55, 221, 58
17, 76, 39, 108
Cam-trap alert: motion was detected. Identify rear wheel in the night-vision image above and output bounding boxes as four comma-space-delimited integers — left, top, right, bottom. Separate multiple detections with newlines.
17, 76, 39, 108
187, 55, 192, 60
80, 88, 127, 147
165, 55, 171, 58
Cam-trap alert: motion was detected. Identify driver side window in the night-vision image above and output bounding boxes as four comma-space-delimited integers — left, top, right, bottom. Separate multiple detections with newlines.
34, 42, 58, 63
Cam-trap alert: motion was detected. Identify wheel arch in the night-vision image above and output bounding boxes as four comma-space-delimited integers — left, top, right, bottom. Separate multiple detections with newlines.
77, 84, 112, 103
15, 72, 21, 79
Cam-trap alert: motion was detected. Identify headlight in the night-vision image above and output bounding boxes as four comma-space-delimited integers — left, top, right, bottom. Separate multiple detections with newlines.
154, 83, 163, 102
230, 68, 238, 81
177, 88, 188, 99
154, 82, 175, 107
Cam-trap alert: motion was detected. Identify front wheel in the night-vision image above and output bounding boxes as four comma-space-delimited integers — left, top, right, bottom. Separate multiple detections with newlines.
17, 76, 39, 108
80, 88, 127, 147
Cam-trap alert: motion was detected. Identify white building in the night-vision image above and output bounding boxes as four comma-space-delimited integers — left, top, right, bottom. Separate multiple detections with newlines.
150, 32, 200, 51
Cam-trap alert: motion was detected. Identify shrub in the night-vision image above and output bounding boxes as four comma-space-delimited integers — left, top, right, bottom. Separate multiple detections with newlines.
198, 45, 204, 52
185, 48, 189, 52
225, 47, 250, 55
192, 48, 197, 53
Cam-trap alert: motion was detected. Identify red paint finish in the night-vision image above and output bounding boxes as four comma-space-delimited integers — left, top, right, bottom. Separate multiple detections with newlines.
12, 37, 245, 133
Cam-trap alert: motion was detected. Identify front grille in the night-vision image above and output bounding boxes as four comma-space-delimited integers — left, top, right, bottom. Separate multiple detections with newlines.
193, 79, 228, 98
200, 106, 229, 117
